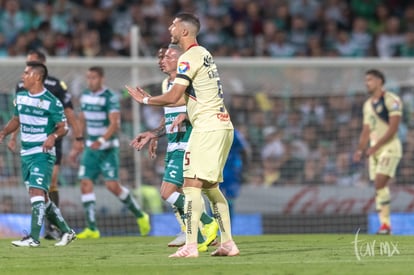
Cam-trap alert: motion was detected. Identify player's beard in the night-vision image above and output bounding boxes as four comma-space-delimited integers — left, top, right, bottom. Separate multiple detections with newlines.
170, 34, 179, 44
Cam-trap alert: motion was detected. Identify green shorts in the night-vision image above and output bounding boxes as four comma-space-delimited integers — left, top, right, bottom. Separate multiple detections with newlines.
78, 147, 119, 182
21, 153, 56, 192
163, 150, 185, 187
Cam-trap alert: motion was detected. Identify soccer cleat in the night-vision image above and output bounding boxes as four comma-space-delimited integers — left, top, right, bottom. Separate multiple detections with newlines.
76, 228, 100, 239
377, 223, 391, 235
137, 213, 151, 236
12, 236, 40, 247
168, 231, 186, 247
201, 220, 219, 247
211, 240, 240, 256
55, 229, 77, 246
169, 243, 199, 258
197, 242, 208, 252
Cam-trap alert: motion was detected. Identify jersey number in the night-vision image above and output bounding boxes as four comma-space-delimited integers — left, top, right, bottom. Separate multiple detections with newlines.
184, 152, 190, 166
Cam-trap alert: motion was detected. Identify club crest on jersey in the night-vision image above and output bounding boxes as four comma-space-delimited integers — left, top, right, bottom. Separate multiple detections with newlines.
391, 100, 400, 111
178, 62, 190, 73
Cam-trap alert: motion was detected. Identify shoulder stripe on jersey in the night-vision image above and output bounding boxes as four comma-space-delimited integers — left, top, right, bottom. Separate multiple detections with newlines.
176, 74, 191, 82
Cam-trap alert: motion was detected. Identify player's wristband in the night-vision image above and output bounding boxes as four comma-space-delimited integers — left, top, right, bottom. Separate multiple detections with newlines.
97, 137, 106, 144
75, 137, 84, 141
52, 133, 59, 139
143, 97, 150, 104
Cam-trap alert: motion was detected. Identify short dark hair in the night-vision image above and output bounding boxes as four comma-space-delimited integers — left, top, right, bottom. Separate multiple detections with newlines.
175, 12, 200, 34
89, 66, 104, 77
27, 49, 47, 63
365, 69, 386, 84
26, 61, 48, 82
168, 43, 183, 55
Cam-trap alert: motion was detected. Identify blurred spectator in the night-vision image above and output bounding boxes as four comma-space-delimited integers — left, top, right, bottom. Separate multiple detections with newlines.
204, 0, 228, 18
0, 0, 412, 58
398, 31, 414, 56
350, 0, 381, 21
368, 3, 389, 35
350, 17, 373, 56
267, 30, 296, 57
376, 16, 405, 58
0, 0, 31, 46
289, 0, 321, 23
402, 4, 414, 32
289, 16, 311, 54
228, 20, 255, 57
323, 0, 349, 27
198, 14, 228, 55
261, 127, 285, 160
334, 30, 361, 57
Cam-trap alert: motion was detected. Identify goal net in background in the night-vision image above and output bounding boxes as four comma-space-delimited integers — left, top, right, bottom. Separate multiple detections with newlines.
1, 58, 414, 237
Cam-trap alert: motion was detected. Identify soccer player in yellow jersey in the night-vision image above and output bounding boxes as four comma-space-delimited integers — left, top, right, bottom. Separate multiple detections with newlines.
126, 12, 239, 257
353, 69, 402, 235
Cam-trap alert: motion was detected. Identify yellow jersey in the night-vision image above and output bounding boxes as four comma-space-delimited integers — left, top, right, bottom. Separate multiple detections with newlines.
173, 45, 233, 132
362, 91, 402, 157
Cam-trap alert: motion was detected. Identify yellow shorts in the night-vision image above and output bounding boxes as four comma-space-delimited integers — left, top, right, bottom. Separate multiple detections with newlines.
184, 129, 233, 183
369, 151, 401, 181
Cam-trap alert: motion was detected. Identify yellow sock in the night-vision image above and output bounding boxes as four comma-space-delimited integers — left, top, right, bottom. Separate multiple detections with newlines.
376, 187, 391, 226
203, 187, 233, 243
382, 204, 391, 226
183, 187, 203, 245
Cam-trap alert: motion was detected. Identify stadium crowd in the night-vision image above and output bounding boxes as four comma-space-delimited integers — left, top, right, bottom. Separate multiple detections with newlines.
0, 0, 414, 58
1, 0, 414, 192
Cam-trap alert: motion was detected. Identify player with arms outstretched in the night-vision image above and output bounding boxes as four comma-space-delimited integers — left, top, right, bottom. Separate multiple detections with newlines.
127, 12, 239, 258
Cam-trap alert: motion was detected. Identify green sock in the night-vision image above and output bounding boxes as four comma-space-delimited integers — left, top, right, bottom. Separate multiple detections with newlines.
31, 200, 45, 241
173, 194, 185, 209
121, 193, 144, 218
200, 212, 213, 224
83, 200, 97, 231
46, 201, 70, 233
197, 229, 204, 244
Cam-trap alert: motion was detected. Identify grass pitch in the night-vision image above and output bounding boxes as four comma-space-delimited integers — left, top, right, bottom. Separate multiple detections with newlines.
0, 234, 413, 275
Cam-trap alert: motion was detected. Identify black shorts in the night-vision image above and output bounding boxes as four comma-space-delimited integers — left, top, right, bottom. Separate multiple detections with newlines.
55, 139, 63, 165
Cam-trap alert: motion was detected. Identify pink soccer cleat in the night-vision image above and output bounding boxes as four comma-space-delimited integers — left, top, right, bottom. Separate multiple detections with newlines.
211, 240, 240, 256
169, 243, 199, 258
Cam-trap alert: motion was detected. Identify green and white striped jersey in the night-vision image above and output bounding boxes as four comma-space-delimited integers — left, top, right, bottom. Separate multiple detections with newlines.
80, 88, 120, 149
162, 78, 192, 152
14, 90, 66, 156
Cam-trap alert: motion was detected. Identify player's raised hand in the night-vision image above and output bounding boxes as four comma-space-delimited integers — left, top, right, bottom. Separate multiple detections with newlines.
125, 85, 150, 104
169, 113, 188, 133
130, 131, 157, 151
